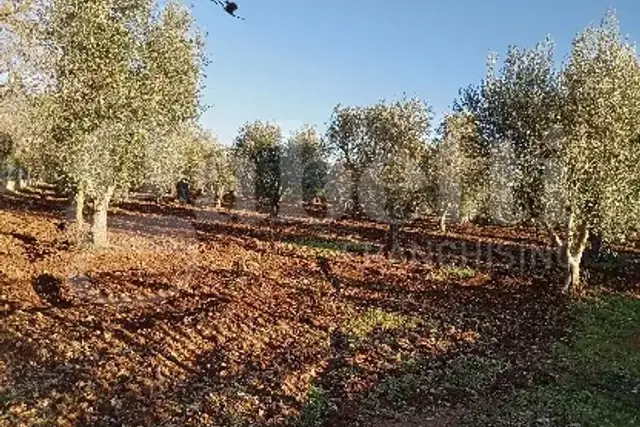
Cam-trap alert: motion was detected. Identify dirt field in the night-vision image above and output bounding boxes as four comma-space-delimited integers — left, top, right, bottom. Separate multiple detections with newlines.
1, 186, 639, 426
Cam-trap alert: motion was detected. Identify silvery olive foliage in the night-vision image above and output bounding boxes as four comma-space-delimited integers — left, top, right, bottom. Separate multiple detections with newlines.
1, 0, 41, 85
326, 99, 431, 227
429, 111, 486, 230
453, 11, 640, 292
325, 160, 354, 218
485, 139, 525, 225
0, 76, 24, 168
456, 36, 562, 221
326, 104, 374, 216
191, 132, 236, 206
0, 0, 42, 184
541, 11, 640, 292
24, 0, 205, 246
324, 98, 432, 251
363, 97, 432, 224
142, 123, 223, 199
233, 120, 284, 216
284, 124, 328, 204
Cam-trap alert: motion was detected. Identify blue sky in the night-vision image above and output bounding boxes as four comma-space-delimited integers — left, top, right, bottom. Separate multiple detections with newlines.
190, 0, 640, 145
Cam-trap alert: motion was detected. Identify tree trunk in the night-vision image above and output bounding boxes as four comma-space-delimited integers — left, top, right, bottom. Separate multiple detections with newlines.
91, 186, 115, 248
74, 187, 85, 225
384, 222, 401, 256
439, 205, 449, 233
563, 252, 582, 294
176, 180, 190, 203
271, 198, 280, 217
554, 214, 589, 295
16, 168, 27, 189
215, 189, 223, 209
350, 171, 362, 217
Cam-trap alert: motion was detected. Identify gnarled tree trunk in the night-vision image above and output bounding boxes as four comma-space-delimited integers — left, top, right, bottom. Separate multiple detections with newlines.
91, 186, 115, 248
563, 250, 583, 294
547, 212, 589, 294
176, 180, 190, 204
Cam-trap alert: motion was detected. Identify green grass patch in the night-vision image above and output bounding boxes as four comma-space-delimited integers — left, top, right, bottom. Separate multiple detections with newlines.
433, 265, 477, 280
365, 354, 510, 414
443, 355, 509, 397
470, 382, 640, 427
293, 236, 377, 255
0, 393, 14, 421
343, 308, 420, 339
467, 293, 640, 426
204, 386, 262, 427
0, 393, 13, 409
298, 386, 331, 427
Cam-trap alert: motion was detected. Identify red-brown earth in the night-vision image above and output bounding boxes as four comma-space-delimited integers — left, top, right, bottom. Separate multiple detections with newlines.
1, 186, 638, 426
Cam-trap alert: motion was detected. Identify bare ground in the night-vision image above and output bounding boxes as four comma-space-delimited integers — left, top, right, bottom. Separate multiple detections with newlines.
1, 186, 638, 426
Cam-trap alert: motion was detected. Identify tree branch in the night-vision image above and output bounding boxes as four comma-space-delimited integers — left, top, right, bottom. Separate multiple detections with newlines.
575, 220, 589, 257
566, 208, 574, 248
543, 219, 563, 248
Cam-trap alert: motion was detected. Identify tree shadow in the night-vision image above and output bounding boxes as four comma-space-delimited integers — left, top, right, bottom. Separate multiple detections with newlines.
3, 194, 635, 425
298, 267, 571, 426
114, 199, 197, 218
0, 267, 240, 425
0, 231, 69, 263
108, 210, 197, 238
190, 213, 566, 282
0, 185, 69, 217
0, 236, 575, 426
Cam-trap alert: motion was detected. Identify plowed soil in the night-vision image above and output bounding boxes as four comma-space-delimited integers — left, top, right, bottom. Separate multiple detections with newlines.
1, 186, 637, 426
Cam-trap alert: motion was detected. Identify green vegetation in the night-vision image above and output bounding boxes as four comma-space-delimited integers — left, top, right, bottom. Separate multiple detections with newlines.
298, 386, 331, 427
294, 236, 377, 255
343, 308, 420, 339
2, 1, 640, 425
435, 265, 477, 280
469, 293, 640, 426
366, 354, 509, 415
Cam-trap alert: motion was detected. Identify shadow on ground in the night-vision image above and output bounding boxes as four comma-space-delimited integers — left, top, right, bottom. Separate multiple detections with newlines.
1, 187, 638, 426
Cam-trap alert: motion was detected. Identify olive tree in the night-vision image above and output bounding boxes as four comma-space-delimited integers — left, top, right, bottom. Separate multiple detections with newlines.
32, 0, 204, 246
0, 1, 34, 26
287, 125, 327, 203
485, 139, 523, 225
0, 77, 24, 189
1, 0, 40, 84
187, 130, 236, 207
455, 37, 562, 222
233, 120, 284, 216
1, 0, 44, 189
362, 97, 431, 252
541, 12, 640, 293
429, 112, 486, 231
142, 123, 207, 201
325, 159, 354, 218
326, 104, 375, 216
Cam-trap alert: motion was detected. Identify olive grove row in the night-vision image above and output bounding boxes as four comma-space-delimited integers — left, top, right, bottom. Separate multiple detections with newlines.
2, 2, 639, 292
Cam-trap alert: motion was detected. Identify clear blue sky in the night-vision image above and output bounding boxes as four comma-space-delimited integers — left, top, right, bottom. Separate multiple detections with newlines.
190, 0, 640, 145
